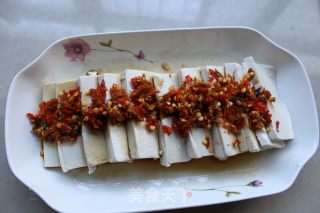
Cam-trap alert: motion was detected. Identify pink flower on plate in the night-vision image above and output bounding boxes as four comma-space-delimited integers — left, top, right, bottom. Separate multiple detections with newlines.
63, 39, 91, 62
134, 50, 145, 61
247, 180, 263, 187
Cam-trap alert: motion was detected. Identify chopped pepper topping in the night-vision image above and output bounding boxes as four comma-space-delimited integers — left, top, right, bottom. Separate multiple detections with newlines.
108, 83, 132, 125
129, 74, 159, 131
162, 124, 173, 135
27, 98, 59, 142
82, 80, 108, 130
202, 137, 211, 149
159, 68, 275, 137
232, 139, 241, 149
207, 69, 246, 134
28, 68, 276, 143
27, 87, 82, 143
56, 88, 82, 142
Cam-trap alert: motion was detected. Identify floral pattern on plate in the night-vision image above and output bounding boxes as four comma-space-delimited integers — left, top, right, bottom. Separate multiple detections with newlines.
186, 180, 263, 197
63, 39, 154, 63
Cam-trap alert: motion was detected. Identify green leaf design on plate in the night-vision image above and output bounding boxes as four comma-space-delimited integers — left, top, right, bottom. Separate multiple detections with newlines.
99, 39, 113, 47
225, 191, 241, 197
185, 180, 262, 197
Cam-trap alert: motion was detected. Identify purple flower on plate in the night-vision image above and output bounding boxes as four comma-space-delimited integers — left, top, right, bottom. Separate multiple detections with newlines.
247, 180, 263, 187
134, 50, 145, 61
63, 39, 91, 62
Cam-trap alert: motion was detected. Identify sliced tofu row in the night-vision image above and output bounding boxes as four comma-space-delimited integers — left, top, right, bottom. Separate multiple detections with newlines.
178, 68, 214, 159
42, 84, 60, 167
241, 61, 276, 149
229, 64, 262, 153
41, 58, 294, 171
121, 70, 160, 160
98, 74, 131, 163
188, 60, 294, 157
79, 75, 108, 174
151, 73, 191, 166
224, 63, 250, 153
42, 81, 88, 171
43, 74, 133, 173
200, 65, 248, 158
56, 80, 87, 172
243, 57, 294, 149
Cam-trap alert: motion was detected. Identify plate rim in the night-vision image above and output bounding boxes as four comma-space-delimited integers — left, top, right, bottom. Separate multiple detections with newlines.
5, 26, 319, 213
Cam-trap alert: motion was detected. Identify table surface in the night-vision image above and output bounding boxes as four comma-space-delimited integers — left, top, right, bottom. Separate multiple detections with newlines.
1, 0, 319, 212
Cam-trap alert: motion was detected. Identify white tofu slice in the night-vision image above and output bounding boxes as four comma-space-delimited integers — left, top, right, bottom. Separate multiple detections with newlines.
178, 68, 213, 158
42, 84, 60, 167
230, 64, 262, 153
151, 73, 191, 166
56, 80, 87, 172
98, 73, 131, 163
121, 70, 160, 159
267, 101, 294, 141
200, 67, 228, 160
200, 65, 246, 156
224, 63, 249, 152
255, 63, 294, 141
79, 75, 109, 174
244, 57, 294, 147
241, 61, 278, 149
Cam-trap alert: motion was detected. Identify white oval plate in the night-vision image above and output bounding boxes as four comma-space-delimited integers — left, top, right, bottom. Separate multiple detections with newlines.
5, 27, 319, 213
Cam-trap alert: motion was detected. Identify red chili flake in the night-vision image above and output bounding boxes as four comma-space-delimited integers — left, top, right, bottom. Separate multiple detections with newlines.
158, 87, 178, 115
185, 75, 193, 83
202, 137, 211, 149
146, 118, 157, 131
108, 83, 132, 125
82, 80, 108, 130
118, 97, 127, 106
172, 118, 193, 138
208, 69, 223, 82
276, 120, 280, 132
232, 139, 241, 149
162, 125, 173, 135
188, 95, 196, 103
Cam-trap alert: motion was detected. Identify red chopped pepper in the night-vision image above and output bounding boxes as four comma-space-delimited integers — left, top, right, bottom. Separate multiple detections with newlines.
159, 76, 213, 137
28, 67, 277, 143
129, 74, 159, 131
185, 75, 193, 83
27, 87, 82, 143
162, 124, 173, 135
56, 87, 82, 142
108, 83, 132, 125
158, 68, 275, 137
82, 80, 108, 130
202, 137, 211, 149
26, 98, 59, 142
232, 139, 241, 149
